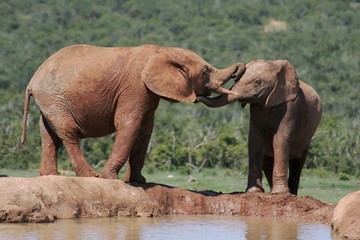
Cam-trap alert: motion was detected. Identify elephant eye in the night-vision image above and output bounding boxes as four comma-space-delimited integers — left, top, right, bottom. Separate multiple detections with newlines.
254, 79, 262, 86
172, 62, 186, 73
201, 68, 210, 78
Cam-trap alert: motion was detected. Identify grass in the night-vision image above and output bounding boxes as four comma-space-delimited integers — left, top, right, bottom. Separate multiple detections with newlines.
298, 169, 359, 204
145, 168, 247, 193
1, 168, 358, 204
0, 168, 39, 178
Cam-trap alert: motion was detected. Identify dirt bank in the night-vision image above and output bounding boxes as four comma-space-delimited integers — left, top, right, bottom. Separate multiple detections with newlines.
0, 176, 335, 224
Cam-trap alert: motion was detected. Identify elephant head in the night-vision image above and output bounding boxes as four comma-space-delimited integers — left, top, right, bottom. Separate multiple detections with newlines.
141, 47, 246, 103
197, 59, 299, 108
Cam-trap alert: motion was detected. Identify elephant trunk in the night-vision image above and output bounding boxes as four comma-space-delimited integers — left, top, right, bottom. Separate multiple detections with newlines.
206, 62, 245, 95
197, 91, 240, 108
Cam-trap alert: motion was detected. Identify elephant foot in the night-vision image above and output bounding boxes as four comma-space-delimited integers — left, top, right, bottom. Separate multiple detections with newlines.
99, 169, 119, 179
246, 186, 264, 193
77, 166, 98, 177
271, 184, 290, 194
124, 171, 147, 183
39, 168, 60, 176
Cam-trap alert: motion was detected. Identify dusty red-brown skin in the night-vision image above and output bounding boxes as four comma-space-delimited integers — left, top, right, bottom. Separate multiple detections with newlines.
21, 44, 245, 181
198, 59, 322, 195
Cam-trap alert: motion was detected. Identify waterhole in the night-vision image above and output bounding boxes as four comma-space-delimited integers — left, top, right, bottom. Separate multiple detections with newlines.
0, 215, 332, 240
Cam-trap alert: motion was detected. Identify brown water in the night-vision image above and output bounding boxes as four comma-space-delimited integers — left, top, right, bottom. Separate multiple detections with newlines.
0, 215, 332, 240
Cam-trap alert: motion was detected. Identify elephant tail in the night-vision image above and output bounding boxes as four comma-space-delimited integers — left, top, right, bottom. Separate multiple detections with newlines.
20, 88, 32, 144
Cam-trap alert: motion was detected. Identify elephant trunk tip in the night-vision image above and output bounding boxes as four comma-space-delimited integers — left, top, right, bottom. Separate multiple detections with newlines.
205, 82, 236, 96
196, 95, 230, 108
216, 86, 236, 95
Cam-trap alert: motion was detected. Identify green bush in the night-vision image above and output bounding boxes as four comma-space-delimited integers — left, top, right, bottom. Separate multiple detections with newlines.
338, 172, 350, 181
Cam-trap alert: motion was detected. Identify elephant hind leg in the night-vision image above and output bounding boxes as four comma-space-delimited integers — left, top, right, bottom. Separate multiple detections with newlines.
63, 140, 98, 177
41, 110, 98, 177
39, 114, 62, 176
288, 151, 307, 195
263, 156, 274, 191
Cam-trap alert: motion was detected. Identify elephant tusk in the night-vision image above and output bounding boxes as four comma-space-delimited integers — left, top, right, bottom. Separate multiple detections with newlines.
216, 86, 237, 95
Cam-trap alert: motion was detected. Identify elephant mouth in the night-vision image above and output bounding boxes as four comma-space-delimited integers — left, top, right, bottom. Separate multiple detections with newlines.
239, 97, 254, 108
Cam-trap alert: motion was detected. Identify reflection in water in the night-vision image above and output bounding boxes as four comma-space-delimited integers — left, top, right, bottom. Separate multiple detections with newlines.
0, 215, 332, 240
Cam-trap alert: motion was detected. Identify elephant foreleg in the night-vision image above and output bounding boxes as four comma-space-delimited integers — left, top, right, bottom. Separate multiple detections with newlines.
99, 107, 145, 179
124, 111, 155, 183
39, 114, 61, 176
271, 137, 290, 194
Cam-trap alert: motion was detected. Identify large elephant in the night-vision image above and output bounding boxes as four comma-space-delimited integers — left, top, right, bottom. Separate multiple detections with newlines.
21, 44, 246, 182
197, 59, 322, 195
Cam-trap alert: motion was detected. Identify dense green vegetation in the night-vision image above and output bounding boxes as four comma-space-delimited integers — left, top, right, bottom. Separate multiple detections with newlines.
0, 0, 359, 180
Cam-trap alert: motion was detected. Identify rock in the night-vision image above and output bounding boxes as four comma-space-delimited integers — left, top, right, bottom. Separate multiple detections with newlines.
0, 176, 335, 224
0, 176, 157, 223
332, 190, 360, 240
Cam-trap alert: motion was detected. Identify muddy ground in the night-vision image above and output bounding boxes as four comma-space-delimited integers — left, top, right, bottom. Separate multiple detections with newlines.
0, 176, 335, 224
134, 182, 335, 224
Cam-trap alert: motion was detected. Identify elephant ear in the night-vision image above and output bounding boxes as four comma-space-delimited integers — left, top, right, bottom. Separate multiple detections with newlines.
141, 53, 196, 103
265, 60, 299, 108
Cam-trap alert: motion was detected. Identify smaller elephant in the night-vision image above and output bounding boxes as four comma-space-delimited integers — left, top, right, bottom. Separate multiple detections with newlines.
197, 59, 322, 195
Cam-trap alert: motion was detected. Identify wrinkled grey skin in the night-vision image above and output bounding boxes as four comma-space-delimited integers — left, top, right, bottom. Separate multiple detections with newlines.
197, 59, 322, 195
